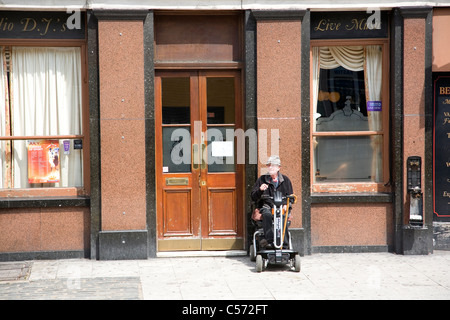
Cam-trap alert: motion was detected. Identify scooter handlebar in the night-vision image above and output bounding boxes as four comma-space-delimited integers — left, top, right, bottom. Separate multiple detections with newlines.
287, 194, 297, 204
260, 194, 297, 204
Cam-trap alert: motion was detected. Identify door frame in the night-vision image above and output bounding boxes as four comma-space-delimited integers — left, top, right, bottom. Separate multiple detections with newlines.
154, 69, 245, 252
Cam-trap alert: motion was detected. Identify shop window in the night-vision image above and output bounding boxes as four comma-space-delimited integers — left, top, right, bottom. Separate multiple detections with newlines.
0, 46, 85, 193
312, 45, 388, 191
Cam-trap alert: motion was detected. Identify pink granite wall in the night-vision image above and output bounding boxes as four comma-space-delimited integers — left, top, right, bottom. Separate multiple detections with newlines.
256, 19, 302, 227
311, 203, 394, 246
403, 18, 426, 224
98, 20, 147, 231
0, 207, 89, 253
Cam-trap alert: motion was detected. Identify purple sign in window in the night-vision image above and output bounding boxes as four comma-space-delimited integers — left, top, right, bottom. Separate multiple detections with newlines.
367, 101, 382, 112
63, 140, 70, 154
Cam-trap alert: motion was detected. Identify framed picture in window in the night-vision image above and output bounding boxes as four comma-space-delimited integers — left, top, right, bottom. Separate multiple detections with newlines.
27, 140, 60, 184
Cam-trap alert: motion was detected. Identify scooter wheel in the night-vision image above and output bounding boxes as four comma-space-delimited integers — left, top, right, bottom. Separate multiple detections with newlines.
249, 244, 256, 261
256, 255, 263, 272
294, 254, 301, 272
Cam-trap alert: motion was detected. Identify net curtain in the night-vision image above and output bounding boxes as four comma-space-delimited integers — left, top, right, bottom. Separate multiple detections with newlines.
0, 46, 83, 188
312, 45, 383, 182
0, 48, 6, 187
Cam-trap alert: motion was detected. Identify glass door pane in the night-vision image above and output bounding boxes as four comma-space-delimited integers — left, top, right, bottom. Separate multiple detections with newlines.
162, 77, 190, 125
162, 126, 191, 173
206, 77, 235, 125
207, 126, 235, 173
206, 77, 235, 172
162, 77, 191, 173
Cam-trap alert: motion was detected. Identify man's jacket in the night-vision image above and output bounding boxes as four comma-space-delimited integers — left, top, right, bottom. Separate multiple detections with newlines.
251, 172, 293, 209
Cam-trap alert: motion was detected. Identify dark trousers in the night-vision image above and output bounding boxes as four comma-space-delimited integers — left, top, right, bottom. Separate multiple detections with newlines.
260, 206, 289, 247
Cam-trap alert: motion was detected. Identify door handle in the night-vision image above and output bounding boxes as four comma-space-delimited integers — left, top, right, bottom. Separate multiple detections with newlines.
192, 143, 199, 170
201, 143, 206, 170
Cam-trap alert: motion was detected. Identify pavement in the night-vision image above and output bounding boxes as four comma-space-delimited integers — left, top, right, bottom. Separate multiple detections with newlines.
1, 250, 450, 300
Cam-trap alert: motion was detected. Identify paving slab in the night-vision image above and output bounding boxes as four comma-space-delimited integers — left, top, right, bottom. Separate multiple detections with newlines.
0, 251, 449, 300
0, 262, 31, 282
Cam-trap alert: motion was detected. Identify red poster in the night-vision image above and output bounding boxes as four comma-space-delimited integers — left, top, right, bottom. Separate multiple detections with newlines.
27, 140, 60, 183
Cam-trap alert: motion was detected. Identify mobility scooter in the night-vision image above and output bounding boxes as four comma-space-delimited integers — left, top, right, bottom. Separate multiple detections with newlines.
249, 191, 301, 272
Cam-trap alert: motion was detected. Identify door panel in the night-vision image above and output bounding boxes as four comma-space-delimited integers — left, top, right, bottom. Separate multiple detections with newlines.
156, 70, 243, 251
208, 188, 237, 235
163, 189, 193, 236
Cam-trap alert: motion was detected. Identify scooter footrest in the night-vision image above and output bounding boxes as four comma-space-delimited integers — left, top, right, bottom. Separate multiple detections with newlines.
265, 250, 290, 264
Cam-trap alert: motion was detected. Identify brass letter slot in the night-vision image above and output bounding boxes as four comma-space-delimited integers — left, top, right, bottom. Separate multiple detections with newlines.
166, 177, 189, 186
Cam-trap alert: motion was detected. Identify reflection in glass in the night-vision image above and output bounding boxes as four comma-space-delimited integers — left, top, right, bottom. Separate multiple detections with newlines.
207, 77, 235, 124
163, 127, 191, 173
314, 135, 382, 183
162, 78, 190, 124
317, 67, 367, 118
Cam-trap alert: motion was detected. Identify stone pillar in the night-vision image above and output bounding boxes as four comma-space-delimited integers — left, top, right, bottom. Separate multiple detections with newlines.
400, 7, 433, 255
95, 10, 149, 259
253, 10, 305, 254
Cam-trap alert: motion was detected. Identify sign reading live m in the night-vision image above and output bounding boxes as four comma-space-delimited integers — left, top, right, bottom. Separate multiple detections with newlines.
311, 11, 388, 39
0, 11, 85, 39
434, 74, 450, 221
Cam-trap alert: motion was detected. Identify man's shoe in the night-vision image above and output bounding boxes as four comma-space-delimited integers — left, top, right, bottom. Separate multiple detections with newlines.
259, 239, 268, 248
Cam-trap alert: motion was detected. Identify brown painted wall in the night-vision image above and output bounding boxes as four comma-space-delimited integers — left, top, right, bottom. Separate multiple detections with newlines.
98, 20, 147, 231
433, 8, 450, 72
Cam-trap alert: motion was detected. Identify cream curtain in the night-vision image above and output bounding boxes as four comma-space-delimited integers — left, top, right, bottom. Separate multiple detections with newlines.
319, 46, 364, 72
312, 47, 320, 133
312, 47, 320, 176
10, 47, 83, 188
364, 45, 383, 182
0, 47, 5, 187
365, 45, 383, 131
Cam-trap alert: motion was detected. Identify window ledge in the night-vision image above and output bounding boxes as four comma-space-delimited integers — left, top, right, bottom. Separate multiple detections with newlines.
311, 192, 393, 203
0, 196, 90, 209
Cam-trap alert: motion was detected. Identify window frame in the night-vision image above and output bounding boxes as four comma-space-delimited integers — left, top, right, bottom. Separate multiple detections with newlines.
0, 39, 89, 197
310, 38, 390, 193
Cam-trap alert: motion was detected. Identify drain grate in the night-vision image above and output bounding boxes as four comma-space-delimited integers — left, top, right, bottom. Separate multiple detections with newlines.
0, 262, 32, 282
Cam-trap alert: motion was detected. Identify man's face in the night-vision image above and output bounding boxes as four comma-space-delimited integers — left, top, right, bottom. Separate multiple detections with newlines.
267, 164, 280, 176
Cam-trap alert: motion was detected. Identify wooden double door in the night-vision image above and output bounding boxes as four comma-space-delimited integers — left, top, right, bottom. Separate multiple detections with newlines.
155, 70, 244, 251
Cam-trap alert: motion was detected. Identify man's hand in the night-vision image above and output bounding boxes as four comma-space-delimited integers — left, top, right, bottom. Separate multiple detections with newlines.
259, 183, 269, 191
283, 205, 293, 221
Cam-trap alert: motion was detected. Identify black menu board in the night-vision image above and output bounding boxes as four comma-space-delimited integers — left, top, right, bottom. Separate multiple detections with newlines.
434, 74, 450, 221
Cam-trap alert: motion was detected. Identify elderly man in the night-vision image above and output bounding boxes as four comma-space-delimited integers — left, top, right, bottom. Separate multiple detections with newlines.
251, 155, 293, 248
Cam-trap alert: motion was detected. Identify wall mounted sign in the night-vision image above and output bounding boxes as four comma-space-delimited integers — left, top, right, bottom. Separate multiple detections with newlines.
211, 141, 234, 157
63, 140, 70, 155
27, 140, 60, 184
73, 139, 83, 149
311, 11, 388, 39
367, 101, 382, 112
0, 11, 86, 39
433, 74, 450, 221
